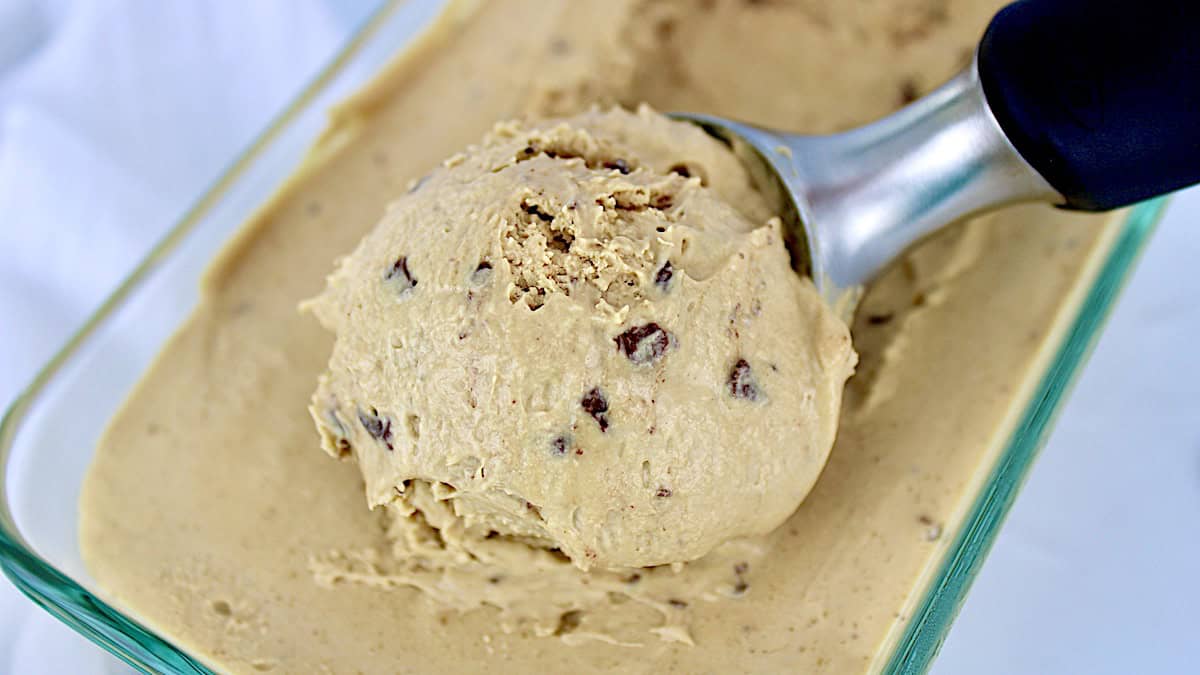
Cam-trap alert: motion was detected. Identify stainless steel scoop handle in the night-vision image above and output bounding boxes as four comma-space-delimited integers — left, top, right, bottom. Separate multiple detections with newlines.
677, 65, 1057, 308
675, 0, 1200, 310
771, 62, 1059, 300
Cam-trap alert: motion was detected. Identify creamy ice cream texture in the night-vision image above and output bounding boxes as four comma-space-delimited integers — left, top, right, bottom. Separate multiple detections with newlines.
306, 106, 856, 571
77, 0, 1122, 669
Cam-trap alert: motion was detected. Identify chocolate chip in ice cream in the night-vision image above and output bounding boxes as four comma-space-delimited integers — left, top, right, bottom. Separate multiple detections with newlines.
580, 387, 610, 431
728, 358, 761, 401
615, 323, 674, 365
550, 435, 571, 457
357, 407, 394, 450
603, 158, 631, 174
521, 201, 555, 222
654, 261, 674, 291
655, 486, 673, 498
383, 256, 417, 294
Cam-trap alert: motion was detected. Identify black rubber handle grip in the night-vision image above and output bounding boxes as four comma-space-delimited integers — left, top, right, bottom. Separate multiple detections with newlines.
978, 0, 1200, 211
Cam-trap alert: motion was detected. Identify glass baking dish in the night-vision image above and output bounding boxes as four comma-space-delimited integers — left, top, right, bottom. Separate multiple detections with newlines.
0, 0, 1168, 673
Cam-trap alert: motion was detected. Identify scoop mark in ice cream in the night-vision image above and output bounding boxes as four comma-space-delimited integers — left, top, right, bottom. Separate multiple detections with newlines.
654, 261, 674, 291
614, 323, 674, 365
383, 256, 417, 294
357, 407, 394, 450
728, 359, 762, 401
580, 387, 610, 431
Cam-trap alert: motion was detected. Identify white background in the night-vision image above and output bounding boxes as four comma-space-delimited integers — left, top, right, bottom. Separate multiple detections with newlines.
0, 1, 1196, 673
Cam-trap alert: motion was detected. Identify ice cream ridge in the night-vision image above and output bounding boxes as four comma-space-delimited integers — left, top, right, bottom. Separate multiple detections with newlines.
306, 107, 856, 579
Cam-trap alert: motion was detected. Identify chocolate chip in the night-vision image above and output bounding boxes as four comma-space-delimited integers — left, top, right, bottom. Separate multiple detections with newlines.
654, 261, 673, 291
357, 407, 394, 450
603, 158, 630, 174
728, 359, 761, 401
522, 201, 554, 222
550, 435, 570, 457
651, 194, 673, 209
899, 79, 920, 105
625, 573, 642, 584
734, 562, 749, 575
581, 387, 610, 432
655, 486, 672, 498
550, 232, 573, 253
667, 598, 688, 609
384, 256, 417, 294
669, 163, 691, 178
554, 610, 583, 636
614, 323, 674, 365
733, 581, 749, 594
867, 312, 894, 325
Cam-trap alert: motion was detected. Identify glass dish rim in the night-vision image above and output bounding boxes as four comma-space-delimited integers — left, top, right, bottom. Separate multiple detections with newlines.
0, 0, 1170, 671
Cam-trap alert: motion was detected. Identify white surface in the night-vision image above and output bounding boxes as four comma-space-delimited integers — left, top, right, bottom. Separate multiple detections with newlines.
0, 1, 1196, 673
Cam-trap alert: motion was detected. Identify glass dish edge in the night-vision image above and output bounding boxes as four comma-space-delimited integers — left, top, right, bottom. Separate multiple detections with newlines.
882, 195, 1167, 673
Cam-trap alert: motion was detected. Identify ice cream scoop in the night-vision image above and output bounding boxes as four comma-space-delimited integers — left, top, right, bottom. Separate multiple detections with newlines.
672, 0, 1200, 312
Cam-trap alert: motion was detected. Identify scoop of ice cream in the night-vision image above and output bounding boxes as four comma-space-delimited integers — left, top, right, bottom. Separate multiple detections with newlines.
306, 106, 856, 571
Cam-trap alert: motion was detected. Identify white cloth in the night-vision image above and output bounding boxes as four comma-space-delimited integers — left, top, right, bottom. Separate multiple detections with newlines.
0, 1, 1196, 672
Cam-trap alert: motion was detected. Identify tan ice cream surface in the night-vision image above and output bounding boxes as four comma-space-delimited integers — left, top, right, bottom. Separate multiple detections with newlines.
79, 1, 1122, 673
306, 107, 854, 572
